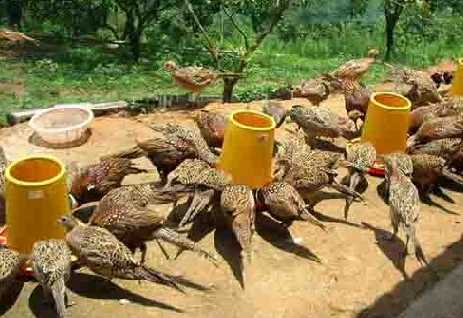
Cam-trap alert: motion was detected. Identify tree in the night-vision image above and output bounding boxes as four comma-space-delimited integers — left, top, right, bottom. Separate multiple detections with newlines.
115, 0, 177, 61
6, 0, 25, 29
185, 0, 303, 102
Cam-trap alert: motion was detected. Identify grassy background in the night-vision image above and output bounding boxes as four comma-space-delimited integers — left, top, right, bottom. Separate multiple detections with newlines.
0, 13, 462, 125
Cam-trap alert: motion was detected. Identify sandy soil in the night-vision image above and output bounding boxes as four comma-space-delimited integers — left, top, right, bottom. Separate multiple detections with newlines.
1, 94, 462, 318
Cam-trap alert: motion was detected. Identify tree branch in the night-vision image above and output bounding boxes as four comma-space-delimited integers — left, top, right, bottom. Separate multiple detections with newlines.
222, 6, 249, 50
183, 0, 219, 65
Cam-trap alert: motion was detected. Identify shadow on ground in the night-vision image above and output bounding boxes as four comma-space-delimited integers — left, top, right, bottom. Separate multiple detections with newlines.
358, 234, 463, 318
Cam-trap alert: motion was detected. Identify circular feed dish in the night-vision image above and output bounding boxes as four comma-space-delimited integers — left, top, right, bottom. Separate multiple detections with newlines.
347, 138, 385, 177
29, 106, 94, 146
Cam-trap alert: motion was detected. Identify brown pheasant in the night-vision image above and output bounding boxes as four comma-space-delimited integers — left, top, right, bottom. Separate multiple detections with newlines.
329, 49, 379, 82
343, 142, 376, 219
88, 184, 216, 264
59, 215, 182, 291
220, 185, 255, 268
0, 246, 27, 300
289, 105, 357, 143
407, 138, 462, 160
70, 157, 148, 204
256, 182, 325, 230
388, 160, 426, 264
410, 154, 463, 198
164, 159, 232, 227
194, 110, 227, 148
164, 60, 218, 100
262, 101, 287, 128
407, 114, 463, 148
390, 67, 442, 107
409, 101, 462, 133
292, 77, 330, 106
383, 152, 413, 201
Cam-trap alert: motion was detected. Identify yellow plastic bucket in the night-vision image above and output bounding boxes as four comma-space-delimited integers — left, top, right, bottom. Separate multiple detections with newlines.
219, 110, 275, 189
361, 92, 411, 155
450, 58, 463, 96
5, 155, 69, 253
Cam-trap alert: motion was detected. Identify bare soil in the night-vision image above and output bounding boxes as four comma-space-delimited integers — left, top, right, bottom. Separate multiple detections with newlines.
1, 95, 462, 318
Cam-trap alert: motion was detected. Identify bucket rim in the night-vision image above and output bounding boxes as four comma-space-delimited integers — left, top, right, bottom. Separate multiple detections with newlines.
370, 92, 411, 111
5, 155, 66, 187
230, 109, 276, 132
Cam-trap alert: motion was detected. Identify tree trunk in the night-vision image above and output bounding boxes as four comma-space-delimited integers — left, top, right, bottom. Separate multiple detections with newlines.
223, 77, 239, 103
385, 17, 397, 61
6, 0, 24, 29
128, 30, 141, 61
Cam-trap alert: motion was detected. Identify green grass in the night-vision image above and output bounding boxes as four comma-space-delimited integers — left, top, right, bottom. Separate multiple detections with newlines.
1, 16, 463, 125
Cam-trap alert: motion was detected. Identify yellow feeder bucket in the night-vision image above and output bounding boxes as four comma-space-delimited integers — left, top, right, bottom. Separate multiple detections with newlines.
361, 92, 411, 155
450, 58, 463, 97
5, 155, 70, 254
219, 110, 276, 189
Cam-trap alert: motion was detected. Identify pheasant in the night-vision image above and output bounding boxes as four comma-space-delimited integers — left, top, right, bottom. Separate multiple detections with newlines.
220, 185, 255, 269
109, 123, 218, 182
329, 49, 379, 82
388, 160, 426, 264
292, 77, 330, 106
409, 101, 462, 133
262, 101, 287, 128
31, 240, 72, 318
70, 158, 148, 204
389, 67, 442, 107
164, 159, 232, 227
194, 110, 227, 148
410, 154, 463, 198
88, 184, 216, 264
59, 215, 182, 291
343, 142, 376, 219
407, 138, 462, 160
0, 246, 27, 299
407, 114, 463, 148
383, 152, 413, 201
328, 77, 371, 128
256, 182, 325, 230
164, 60, 218, 102
289, 105, 357, 143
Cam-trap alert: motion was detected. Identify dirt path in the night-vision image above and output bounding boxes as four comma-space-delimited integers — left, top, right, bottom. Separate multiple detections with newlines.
1, 95, 462, 318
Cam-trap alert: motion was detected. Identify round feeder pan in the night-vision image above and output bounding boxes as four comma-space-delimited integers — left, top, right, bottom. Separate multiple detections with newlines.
347, 138, 385, 178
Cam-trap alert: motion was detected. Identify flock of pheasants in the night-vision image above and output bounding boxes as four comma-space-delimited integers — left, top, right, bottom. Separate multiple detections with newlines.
0, 49, 462, 317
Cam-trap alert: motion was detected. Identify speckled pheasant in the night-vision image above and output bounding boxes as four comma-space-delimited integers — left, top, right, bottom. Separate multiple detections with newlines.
292, 77, 330, 106
194, 110, 227, 148
0, 246, 26, 299
383, 152, 413, 201
70, 158, 148, 204
109, 123, 218, 182
164, 61, 218, 100
256, 182, 325, 230
407, 114, 463, 148
409, 101, 462, 133
89, 184, 216, 264
59, 215, 182, 291
410, 154, 463, 197
220, 185, 255, 266
388, 161, 426, 264
164, 159, 232, 227
407, 138, 462, 161
0, 146, 8, 196
31, 240, 72, 318
329, 77, 371, 128
390, 67, 442, 107
262, 101, 287, 128
329, 49, 379, 82
343, 142, 376, 219
289, 105, 357, 143
151, 123, 218, 167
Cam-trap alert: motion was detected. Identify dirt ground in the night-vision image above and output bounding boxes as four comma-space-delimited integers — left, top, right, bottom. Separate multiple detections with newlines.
1, 94, 463, 318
